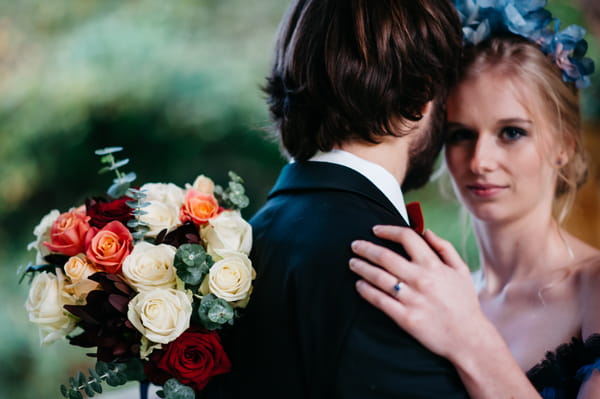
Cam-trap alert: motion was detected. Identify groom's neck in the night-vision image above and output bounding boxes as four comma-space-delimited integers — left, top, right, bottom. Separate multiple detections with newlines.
335, 136, 409, 185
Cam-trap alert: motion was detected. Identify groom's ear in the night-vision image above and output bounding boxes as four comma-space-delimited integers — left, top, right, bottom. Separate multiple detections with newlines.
420, 101, 433, 117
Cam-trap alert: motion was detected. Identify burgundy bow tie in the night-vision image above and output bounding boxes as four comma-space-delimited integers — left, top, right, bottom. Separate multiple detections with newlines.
406, 201, 424, 234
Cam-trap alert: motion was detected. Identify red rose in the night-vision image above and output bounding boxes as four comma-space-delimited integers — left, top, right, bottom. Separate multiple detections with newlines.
148, 329, 231, 392
86, 196, 133, 229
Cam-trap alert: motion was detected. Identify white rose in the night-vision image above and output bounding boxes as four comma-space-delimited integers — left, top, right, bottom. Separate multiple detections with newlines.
122, 242, 177, 292
127, 288, 192, 344
142, 182, 185, 204
64, 254, 100, 298
201, 210, 252, 260
190, 175, 215, 195
199, 251, 255, 304
25, 270, 78, 343
27, 209, 60, 264
139, 183, 185, 237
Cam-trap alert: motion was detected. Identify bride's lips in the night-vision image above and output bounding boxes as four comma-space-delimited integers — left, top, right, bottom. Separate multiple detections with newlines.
466, 183, 507, 198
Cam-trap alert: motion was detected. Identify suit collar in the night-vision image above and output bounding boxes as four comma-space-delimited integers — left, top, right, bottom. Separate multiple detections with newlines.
269, 161, 406, 220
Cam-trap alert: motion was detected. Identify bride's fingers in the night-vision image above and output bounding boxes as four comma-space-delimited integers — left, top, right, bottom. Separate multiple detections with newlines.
372, 225, 440, 265
349, 257, 406, 297
350, 241, 420, 285
423, 230, 469, 272
355, 280, 407, 325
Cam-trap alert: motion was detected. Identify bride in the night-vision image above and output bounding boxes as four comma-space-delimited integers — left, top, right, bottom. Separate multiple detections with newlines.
349, 2, 600, 398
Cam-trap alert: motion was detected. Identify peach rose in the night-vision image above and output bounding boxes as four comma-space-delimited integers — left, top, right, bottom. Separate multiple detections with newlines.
85, 220, 133, 274
179, 189, 220, 226
64, 254, 100, 298
43, 207, 91, 256
190, 175, 215, 195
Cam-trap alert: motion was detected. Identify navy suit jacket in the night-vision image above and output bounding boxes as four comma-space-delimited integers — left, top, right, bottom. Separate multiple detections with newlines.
206, 161, 468, 398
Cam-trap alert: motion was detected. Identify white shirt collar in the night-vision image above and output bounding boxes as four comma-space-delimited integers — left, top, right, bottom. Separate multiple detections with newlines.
307, 149, 409, 222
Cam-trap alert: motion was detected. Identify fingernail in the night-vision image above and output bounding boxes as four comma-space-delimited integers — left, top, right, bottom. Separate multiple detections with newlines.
349, 258, 359, 270
372, 225, 382, 233
355, 280, 365, 289
351, 240, 363, 250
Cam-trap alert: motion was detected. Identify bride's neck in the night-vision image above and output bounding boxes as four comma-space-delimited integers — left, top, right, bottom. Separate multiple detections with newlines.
474, 209, 570, 294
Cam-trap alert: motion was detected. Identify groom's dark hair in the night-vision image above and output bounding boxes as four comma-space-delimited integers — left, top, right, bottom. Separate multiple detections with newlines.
264, 0, 462, 160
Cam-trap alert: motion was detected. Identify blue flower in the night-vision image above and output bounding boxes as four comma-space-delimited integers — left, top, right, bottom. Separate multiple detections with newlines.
454, 0, 595, 88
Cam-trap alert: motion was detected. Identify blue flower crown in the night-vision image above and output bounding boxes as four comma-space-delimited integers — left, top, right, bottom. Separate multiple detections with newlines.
454, 0, 595, 89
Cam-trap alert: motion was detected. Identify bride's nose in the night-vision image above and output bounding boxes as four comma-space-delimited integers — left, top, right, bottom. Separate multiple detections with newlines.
469, 135, 498, 175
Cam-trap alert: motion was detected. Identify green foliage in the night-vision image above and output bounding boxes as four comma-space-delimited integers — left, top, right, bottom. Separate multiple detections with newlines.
198, 293, 235, 330
174, 244, 213, 286
59, 361, 129, 398
18, 264, 59, 284
95, 146, 137, 198
156, 378, 195, 399
126, 187, 151, 241
214, 171, 250, 210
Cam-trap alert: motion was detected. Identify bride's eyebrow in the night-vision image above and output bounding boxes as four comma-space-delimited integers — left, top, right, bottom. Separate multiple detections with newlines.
496, 118, 533, 125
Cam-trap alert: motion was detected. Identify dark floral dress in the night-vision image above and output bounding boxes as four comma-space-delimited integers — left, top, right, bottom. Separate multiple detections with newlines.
526, 334, 600, 398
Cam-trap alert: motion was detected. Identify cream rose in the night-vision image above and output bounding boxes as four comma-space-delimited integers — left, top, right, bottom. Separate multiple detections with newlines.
201, 210, 252, 260
127, 288, 192, 344
190, 175, 215, 195
122, 242, 177, 292
199, 251, 255, 304
25, 270, 78, 343
139, 183, 185, 237
27, 209, 60, 263
64, 254, 100, 298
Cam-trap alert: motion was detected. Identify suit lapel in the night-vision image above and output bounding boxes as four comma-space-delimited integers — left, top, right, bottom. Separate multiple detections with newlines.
269, 161, 406, 222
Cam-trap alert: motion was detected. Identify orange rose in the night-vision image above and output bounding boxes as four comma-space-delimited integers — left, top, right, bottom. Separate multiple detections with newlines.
43, 207, 91, 256
179, 189, 220, 226
85, 221, 133, 274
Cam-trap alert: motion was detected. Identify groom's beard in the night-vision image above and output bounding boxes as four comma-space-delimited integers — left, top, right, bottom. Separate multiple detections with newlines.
401, 100, 445, 192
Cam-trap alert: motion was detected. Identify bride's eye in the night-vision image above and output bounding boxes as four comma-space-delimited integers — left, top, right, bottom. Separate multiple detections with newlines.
446, 128, 475, 144
500, 126, 527, 141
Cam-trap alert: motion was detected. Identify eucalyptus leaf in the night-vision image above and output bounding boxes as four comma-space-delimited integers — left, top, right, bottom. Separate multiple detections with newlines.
108, 182, 130, 198
89, 367, 100, 382
162, 378, 195, 399
95, 147, 123, 156
228, 181, 245, 195
68, 391, 83, 399
98, 166, 112, 175
90, 380, 103, 393
95, 362, 109, 376
198, 294, 232, 330
84, 384, 96, 397
207, 299, 234, 323
174, 244, 212, 286
228, 171, 244, 183
119, 172, 137, 184
78, 371, 87, 386
109, 158, 130, 170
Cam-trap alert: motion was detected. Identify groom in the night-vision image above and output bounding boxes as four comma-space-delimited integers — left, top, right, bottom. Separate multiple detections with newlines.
208, 0, 469, 397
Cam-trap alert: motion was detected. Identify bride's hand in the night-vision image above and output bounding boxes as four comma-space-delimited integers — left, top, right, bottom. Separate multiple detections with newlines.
349, 226, 491, 361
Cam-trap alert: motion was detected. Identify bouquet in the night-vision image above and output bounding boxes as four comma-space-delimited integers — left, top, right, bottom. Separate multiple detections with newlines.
21, 147, 254, 399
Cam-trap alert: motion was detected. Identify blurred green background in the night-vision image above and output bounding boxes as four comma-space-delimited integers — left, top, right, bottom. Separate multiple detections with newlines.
0, 1, 597, 398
